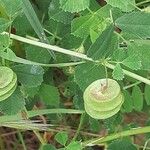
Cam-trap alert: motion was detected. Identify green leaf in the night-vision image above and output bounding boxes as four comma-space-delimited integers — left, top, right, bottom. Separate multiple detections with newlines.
112, 48, 128, 62
66, 141, 82, 150
112, 64, 124, 80
87, 25, 115, 60
0, 18, 11, 33
48, 0, 73, 24
103, 113, 123, 132
40, 144, 57, 150
108, 139, 137, 150
122, 90, 133, 113
122, 55, 142, 70
12, 64, 44, 87
115, 12, 150, 38
75, 62, 105, 91
144, 85, 150, 105
89, 117, 100, 132
55, 131, 68, 146
0, 0, 22, 18
39, 84, 60, 107
13, 14, 33, 35
132, 86, 143, 111
71, 13, 101, 39
59, 0, 90, 13
90, 20, 107, 43
25, 45, 51, 64
0, 88, 25, 115
127, 40, 150, 70
106, 0, 135, 12
0, 34, 9, 48
21, 86, 40, 98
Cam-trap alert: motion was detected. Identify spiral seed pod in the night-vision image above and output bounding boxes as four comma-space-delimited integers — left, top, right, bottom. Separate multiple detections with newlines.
0, 67, 17, 101
83, 78, 124, 119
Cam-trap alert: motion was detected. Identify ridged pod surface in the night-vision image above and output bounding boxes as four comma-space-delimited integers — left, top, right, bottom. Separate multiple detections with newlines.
0, 67, 17, 101
83, 79, 124, 119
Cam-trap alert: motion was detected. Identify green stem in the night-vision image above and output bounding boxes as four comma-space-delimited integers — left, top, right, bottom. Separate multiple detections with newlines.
34, 130, 46, 145
23, 107, 46, 145
136, 0, 150, 6
82, 126, 150, 147
44, 28, 62, 40
4, 32, 150, 85
123, 81, 141, 90
17, 131, 27, 150
72, 114, 85, 141
4, 32, 92, 61
105, 63, 150, 85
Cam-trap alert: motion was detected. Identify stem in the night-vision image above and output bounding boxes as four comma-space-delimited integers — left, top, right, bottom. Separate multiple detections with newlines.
136, 0, 150, 6
23, 107, 46, 145
17, 131, 27, 150
123, 81, 141, 90
44, 28, 62, 40
82, 126, 150, 147
3, 32, 150, 85
72, 114, 85, 141
4, 32, 92, 61
143, 139, 150, 150
105, 63, 150, 85
34, 130, 46, 145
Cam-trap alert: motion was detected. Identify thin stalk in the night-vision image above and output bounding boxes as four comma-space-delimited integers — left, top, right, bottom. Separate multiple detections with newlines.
4, 32, 92, 61
82, 126, 150, 147
143, 139, 150, 150
44, 28, 62, 40
72, 114, 85, 141
123, 81, 141, 90
34, 131, 46, 145
105, 63, 150, 85
136, 0, 150, 6
3, 32, 150, 85
23, 107, 46, 145
17, 131, 27, 150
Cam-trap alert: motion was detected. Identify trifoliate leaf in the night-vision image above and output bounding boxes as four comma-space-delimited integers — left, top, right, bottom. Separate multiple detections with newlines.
112, 64, 124, 80
132, 86, 143, 111
59, 0, 90, 13
122, 55, 142, 70
106, 0, 135, 12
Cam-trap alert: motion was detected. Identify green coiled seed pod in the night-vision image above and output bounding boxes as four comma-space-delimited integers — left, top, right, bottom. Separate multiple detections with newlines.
0, 66, 17, 101
83, 78, 124, 119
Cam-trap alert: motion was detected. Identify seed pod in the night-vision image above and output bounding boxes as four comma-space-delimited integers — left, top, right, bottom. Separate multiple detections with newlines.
0, 67, 17, 101
83, 78, 124, 119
